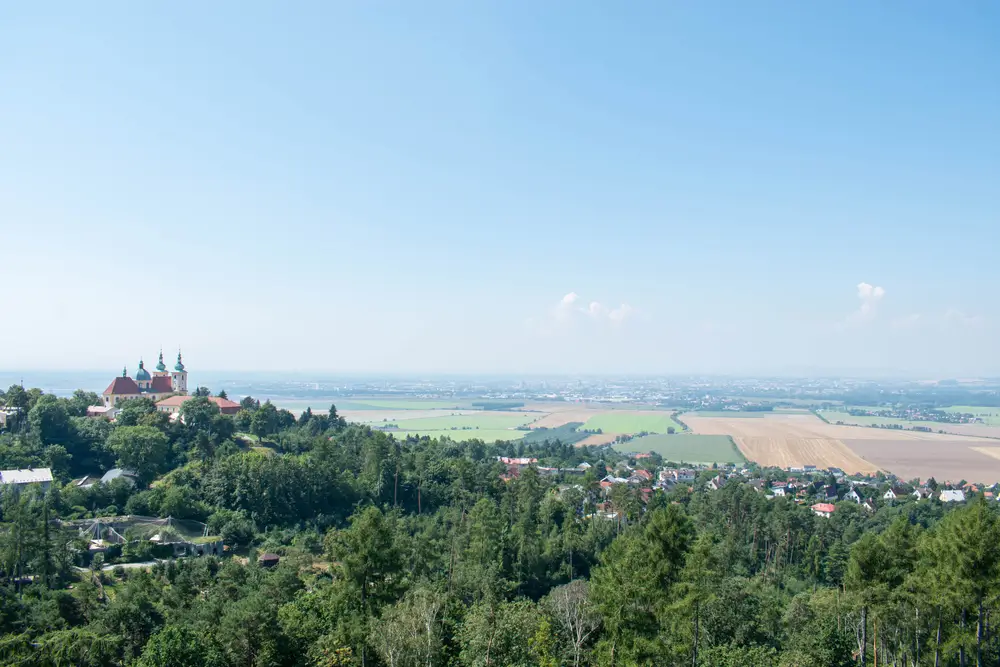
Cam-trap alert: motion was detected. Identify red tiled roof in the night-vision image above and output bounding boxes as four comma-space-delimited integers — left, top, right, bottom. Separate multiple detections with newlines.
210, 396, 241, 410
156, 395, 189, 407
811, 503, 837, 513
155, 395, 241, 411
633, 469, 653, 480
150, 376, 173, 393
104, 376, 140, 396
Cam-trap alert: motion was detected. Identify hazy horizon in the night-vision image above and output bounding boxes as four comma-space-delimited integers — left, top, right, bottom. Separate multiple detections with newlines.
2, 2, 997, 377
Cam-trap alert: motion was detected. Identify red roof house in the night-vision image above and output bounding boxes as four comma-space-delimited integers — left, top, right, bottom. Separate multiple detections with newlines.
810, 503, 837, 518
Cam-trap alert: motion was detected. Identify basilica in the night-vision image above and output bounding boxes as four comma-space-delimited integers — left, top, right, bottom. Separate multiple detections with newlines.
101, 350, 189, 407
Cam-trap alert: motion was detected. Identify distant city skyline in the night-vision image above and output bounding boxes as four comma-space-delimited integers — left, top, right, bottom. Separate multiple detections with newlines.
1, 2, 997, 375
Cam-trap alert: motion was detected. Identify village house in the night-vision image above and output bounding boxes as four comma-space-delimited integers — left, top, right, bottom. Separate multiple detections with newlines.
810, 502, 836, 518
706, 474, 726, 491
86, 405, 119, 420
883, 486, 908, 502
940, 489, 966, 503
0, 468, 53, 491
844, 488, 862, 503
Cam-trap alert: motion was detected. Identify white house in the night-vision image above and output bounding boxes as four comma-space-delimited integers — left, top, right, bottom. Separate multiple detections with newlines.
0, 468, 53, 491
771, 486, 787, 497
845, 488, 862, 503
940, 490, 966, 503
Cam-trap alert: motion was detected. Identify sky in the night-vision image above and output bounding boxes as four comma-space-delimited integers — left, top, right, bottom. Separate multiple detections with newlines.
1, 2, 998, 377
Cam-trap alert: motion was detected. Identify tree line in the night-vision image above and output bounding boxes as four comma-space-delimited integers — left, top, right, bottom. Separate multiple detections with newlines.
1, 384, 1000, 665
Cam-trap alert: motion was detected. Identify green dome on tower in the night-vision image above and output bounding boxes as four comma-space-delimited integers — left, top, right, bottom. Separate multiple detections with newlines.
155, 350, 167, 372
136, 360, 151, 381
174, 351, 185, 372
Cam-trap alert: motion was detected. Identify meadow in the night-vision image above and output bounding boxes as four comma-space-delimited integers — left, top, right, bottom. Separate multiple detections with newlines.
381, 412, 535, 431
389, 429, 525, 442
582, 412, 683, 434
615, 434, 745, 464
944, 406, 1000, 426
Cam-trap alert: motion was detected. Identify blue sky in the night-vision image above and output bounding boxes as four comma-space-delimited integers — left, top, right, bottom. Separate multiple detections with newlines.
1, 2, 997, 376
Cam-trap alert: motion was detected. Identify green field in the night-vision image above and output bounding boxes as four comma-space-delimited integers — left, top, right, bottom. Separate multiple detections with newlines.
382, 412, 534, 431
272, 398, 475, 412
944, 406, 1000, 425
583, 413, 683, 434
390, 429, 525, 442
372, 412, 536, 443
614, 434, 745, 464
821, 411, 927, 428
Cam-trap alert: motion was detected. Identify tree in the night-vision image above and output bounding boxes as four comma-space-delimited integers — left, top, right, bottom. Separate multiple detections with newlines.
545, 579, 600, 667
251, 402, 280, 442
180, 396, 221, 434
28, 394, 73, 447
137, 625, 208, 667
106, 425, 169, 483
217, 389, 228, 400
458, 598, 542, 667
370, 586, 443, 667
193, 386, 212, 397
326, 506, 403, 666
67, 389, 102, 417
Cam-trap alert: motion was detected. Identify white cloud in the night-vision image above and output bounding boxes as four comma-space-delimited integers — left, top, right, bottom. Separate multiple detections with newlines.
844, 281, 886, 325
856, 282, 885, 316
531, 292, 635, 335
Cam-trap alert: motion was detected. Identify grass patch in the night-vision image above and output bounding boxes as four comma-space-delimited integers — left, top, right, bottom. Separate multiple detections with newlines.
943, 406, 1000, 425
583, 413, 683, 434
615, 434, 745, 464
190, 535, 222, 544
390, 429, 524, 442
520, 423, 588, 446
380, 412, 535, 431
821, 411, 937, 429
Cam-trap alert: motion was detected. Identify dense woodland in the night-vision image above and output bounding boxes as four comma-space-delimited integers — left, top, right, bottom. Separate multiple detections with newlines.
2, 385, 1000, 666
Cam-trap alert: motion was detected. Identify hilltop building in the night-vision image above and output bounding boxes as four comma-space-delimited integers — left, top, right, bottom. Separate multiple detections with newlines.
102, 350, 189, 407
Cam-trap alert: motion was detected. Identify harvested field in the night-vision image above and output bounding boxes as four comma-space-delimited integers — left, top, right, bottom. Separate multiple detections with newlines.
684, 413, 1000, 479
732, 436, 878, 473
576, 433, 619, 447
683, 414, 880, 473
846, 440, 1000, 484
935, 424, 1000, 439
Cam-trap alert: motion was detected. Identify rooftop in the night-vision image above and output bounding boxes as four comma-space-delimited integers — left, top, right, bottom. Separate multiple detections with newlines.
0, 468, 53, 485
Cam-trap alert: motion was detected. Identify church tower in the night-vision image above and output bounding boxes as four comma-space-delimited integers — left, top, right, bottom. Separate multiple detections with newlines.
171, 350, 189, 394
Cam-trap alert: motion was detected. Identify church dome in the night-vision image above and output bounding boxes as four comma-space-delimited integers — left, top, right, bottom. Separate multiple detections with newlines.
174, 351, 186, 372
155, 351, 167, 372
135, 360, 151, 381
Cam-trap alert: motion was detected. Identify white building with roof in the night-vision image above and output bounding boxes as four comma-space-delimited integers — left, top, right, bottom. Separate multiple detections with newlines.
940, 489, 966, 503
0, 468, 53, 491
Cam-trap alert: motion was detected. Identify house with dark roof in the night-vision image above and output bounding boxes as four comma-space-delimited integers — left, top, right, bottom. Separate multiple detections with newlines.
102, 350, 189, 407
